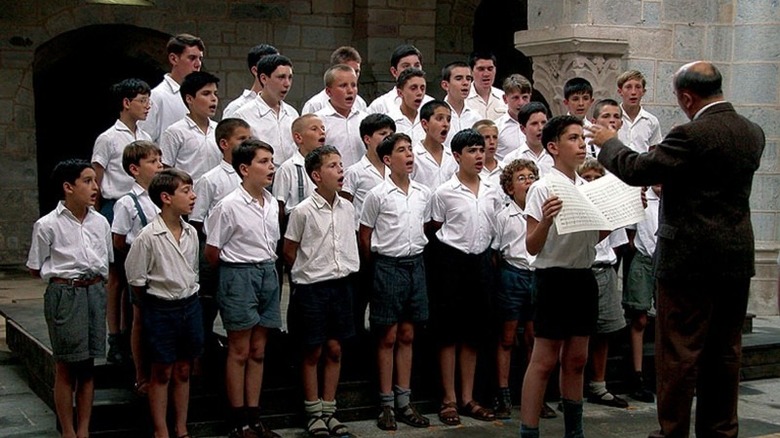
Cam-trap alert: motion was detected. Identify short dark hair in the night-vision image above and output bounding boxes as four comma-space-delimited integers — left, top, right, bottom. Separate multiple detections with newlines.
674, 63, 723, 99
149, 168, 193, 209
377, 132, 412, 161
180, 71, 219, 106
541, 115, 583, 152
51, 159, 92, 199
216, 118, 251, 144
518, 102, 548, 126
167, 33, 204, 55
331, 46, 361, 65
257, 54, 293, 78
396, 68, 425, 89
451, 128, 485, 154
247, 44, 279, 71
420, 100, 450, 122
390, 44, 423, 68
563, 77, 593, 99
468, 51, 496, 69
232, 139, 275, 178
441, 61, 470, 81
304, 145, 340, 180
122, 140, 161, 176
359, 113, 396, 139
110, 78, 151, 113
591, 98, 622, 119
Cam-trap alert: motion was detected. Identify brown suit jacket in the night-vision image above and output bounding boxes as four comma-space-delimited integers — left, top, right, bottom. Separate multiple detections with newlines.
598, 102, 765, 281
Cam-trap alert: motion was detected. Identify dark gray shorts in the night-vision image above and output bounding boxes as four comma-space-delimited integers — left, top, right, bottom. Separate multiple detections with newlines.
593, 264, 626, 334
624, 253, 655, 312
369, 253, 429, 326
218, 262, 282, 332
289, 277, 355, 346
44, 281, 107, 363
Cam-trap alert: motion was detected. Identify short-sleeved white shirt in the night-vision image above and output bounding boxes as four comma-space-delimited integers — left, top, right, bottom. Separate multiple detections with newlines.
619, 105, 663, 153
343, 156, 389, 229
496, 113, 527, 162
430, 174, 503, 254
138, 74, 188, 143
111, 183, 160, 246
367, 87, 434, 115
525, 168, 598, 269
159, 116, 222, 181
206, 185, 279, 263
315, 102, 368, 168
125, 215, 199, 300
594, 228, 629, 264
388, 105, 426, 146
284, 190, 360, 285
411, 144, 458, 190
302, 88, 368, 115
465, 85, 507, 121
444, 98, 481, 148
360, 178, 432, 257
222, 89, 257, 120
91, 120, 153, 200
190, 160, 242, 234
272, 151, 314, 214
634, 189, 659, 257
491, 201, 532, 270
232, 96, 299, 166
27, 202, 113, 282
501, 143, 554, 177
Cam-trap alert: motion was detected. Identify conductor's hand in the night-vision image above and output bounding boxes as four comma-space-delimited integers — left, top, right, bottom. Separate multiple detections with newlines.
584, 124, 618, 147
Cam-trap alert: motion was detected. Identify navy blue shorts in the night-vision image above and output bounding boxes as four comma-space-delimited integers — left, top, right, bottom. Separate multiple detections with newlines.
533, 268, 598, 340
370, 253, 429, 326
142, 294, 204, 364
289, 277, 355, 346
496, 263, 535, 323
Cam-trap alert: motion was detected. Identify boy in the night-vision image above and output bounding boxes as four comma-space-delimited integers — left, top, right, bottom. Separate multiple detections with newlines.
222, 44, 279, 119
389, 68, 428, 145
474, 119, 503, 187
496, 74, 532, 161
587, 99, 623, 157
563, 77, 594, 124
314, 64, 367, 168
234, 54, 299, 167
520, 115, 601, 438
27, 159, 112, 438
577, 158, 629, 410
441, 61, 480, 147
140, 34, 205, 143
159, 71, 222, 181
303, 46, 368, 114
273, 114, 326, 218
205, 139, 282, 438
283, 146, 359, 437
410, 100, 457, 190
501, 102, 553, 177
359, 133, 432, 431
367, 44, 433, 114
111, 141, 163, 394
125, 168, 202, 438
92, 78, 153, 223
428, 129, 503, 426
617, 70, 663, 153
465, 52, 507, 121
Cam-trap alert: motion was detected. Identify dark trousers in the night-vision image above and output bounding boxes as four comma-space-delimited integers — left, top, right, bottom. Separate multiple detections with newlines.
652, 276, 749, 438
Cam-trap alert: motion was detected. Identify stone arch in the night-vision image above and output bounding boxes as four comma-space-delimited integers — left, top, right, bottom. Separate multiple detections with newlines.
33, 24, 169, 212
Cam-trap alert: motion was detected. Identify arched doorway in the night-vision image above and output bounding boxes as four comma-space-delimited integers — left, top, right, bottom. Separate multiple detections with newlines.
33, 24, 170, 213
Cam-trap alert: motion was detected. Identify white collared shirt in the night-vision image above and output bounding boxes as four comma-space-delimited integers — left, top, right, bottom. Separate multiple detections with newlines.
491, 200, 533, 270
191, 160, 242, 234
272, 150, 314, 214
388, 105, 426, 146
91, 120, 153, 199
466, 85, 507, 121
594, 228, 628, 264
222, 89, 258, 119
125, 215, 199, 300
496, 113, 527, 162
360, 178, 432, 257
634, 189, 659, 257
27, 202, 113, 282
160, 116, 222, 181
367, 87, 434, 115
206, 185, 279, 263
302, 88, 368, 115
285, 190, 360, 285
501, 143, 554, 177
430, 174, 503, 254
619, 105, 663, 153
112, 183, 160, 245
480, 161, 504, 188
233, 96, 299, 166
139, 74, 188, 143
343, 156, 389, 229
411, 143, 458, 190
315, 102, 368, 168
444, 98, 481, 147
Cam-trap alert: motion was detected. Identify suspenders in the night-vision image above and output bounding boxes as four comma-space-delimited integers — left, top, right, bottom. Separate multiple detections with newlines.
295, 164, 305, 200
126, 192, 149, 227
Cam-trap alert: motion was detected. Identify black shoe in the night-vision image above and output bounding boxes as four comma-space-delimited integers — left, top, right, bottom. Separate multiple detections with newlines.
106, 333, 125, 364
587, 390, 629, 408
248, 420, 281, 438
629, 372, 655, 403
493, 391, 512, 419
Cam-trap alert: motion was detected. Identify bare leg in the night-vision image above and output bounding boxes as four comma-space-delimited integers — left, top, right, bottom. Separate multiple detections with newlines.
245, 326, 269, 407
225, 328, 251, 408
520, 338, 563, 428
497, 320, 519, 388
148, 363, 173, 438
560, 336, 589, 401
302, 345, 322, 402
377, 324, 398, 395
131, 305, 146, 389
172, 360, 191, 438
322, 340, 342, 402
589, 334, 609, 382
458, 344, 478, 404
394, 322, 415, 390
54, 362, 77, 438
630, 313, 648, 372
74, 362, 95, 438
438, 345, 457, 405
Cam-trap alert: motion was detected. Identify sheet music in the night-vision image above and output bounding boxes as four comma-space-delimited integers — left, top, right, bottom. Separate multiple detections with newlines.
580, 173, 646, 230
547, 173, 611, 234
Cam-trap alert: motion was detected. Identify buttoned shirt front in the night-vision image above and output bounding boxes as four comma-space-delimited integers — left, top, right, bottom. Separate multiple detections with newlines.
411, 144, 458, 190
302, 88, 368, 115
491, 201, 533, 270
343, 156, 389, 229
112, 183, 160, 245
315, 102, 368, 168
272, 151, 314, 214
496, 113, 527, 162
222, 89, 257, 119
92, 120, 153, 199
388, 105, 426, 146
125, 215, 199, 300
139, 74, 188, 143
619, 105, 663, 153
501, 143, 554, 177
466, 85, 507, 121
191, 160, 242, 234
233, 96, 299, 166
444, 98, 481, 148
160, 116, 221, 181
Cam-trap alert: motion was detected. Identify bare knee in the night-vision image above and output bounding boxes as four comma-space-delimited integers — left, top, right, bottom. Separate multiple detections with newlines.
397, 324, 414, 346
174, 361, 191, 383
325, 341, 342, 363
151, 364, 173, 385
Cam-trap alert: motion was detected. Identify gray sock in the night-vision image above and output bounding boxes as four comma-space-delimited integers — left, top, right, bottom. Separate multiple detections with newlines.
379, 392, 394, 408
562, 398, 584, 438
393, 385, 411, 408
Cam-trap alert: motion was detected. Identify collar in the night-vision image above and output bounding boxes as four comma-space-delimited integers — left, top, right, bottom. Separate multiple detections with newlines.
131, 182, 147, 196
150, 214, 191, 236
620, 104, 651, 122
163, 74, 181, 94
693, 100, 728, 120
550, 166, 584, 185
518, 142, 547, 158
290, 150, 306, 166
113, 119, 134, 133
499, 113, 519, 126
444, 97, 470, 116
237, 184, 272, 206
385, 176, 421, 194
56, 201, 96, 221
241, 89, 257, 99
310, 189, 341, 210
219, 160, 236, 174
183, 115, 216, 132
508, 200, 525, 217
322, 100, 360, 119
448, 173, 492, 192
415, 143, 453, 158
467, 84, 503, 101
254, 95, 291, 117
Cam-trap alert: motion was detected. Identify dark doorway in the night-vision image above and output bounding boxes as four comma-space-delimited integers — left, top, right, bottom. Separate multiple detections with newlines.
33, 24, 170, 213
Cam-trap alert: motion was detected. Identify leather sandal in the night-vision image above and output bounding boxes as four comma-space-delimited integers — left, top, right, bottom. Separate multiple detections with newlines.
438, 401, 461, 426
460, 400, 495, 421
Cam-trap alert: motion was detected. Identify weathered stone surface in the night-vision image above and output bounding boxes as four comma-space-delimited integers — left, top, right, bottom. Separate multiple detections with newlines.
741, 106, 780, 138
734, 25, 780, 61
229, 3, 288, 20
750, 175, 780, 213
731, 63, 779, 105
642, 105, 687, 135
273, 24, 302, 47
592, 0, 642, 26
673, 24, 705, 61
527, 0, 564, 29
759, 140, 778, 173
705, 25, 733, 62
653, 62, 684, 105
641, 1, 660, 27
564, 0, 589, 25
662, 0, 732, 24
312, 0, 354, 14
736, 0, 780, 24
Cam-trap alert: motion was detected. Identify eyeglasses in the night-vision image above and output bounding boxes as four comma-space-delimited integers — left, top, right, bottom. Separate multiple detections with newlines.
516, 175, 537, 183
131, 97, 151, 106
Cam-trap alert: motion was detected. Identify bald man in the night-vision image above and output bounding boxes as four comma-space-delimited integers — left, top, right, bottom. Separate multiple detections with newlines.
587, 61, 765, 438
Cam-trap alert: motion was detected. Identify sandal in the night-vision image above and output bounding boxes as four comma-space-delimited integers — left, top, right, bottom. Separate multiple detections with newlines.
396, 403, 430, 428
540, 402, 558, 419
377, 406, 397, 431
438, 401, 461, 426
322, 414, 349, 436
460, 400, 495, 422
306, 416, 329, 437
